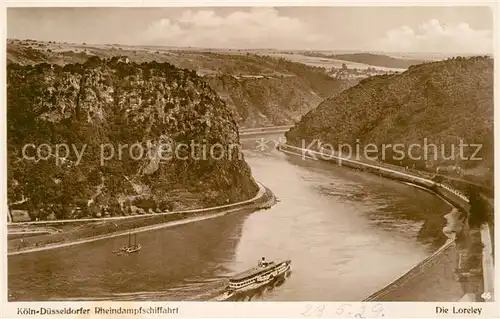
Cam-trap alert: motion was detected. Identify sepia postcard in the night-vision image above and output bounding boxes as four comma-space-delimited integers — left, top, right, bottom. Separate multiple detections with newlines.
1, 1, 498, 318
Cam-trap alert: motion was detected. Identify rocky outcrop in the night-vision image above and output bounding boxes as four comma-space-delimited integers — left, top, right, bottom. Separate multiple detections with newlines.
205, 74, 323, 127
7, 57, 258, 220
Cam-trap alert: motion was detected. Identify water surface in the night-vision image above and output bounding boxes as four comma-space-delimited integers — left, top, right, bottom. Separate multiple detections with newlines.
8, 140, 451, 301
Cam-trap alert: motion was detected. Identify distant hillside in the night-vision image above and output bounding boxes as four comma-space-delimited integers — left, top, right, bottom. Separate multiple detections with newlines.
301, 51, 427, 69
7, 39, 357, 128
8, 57, 258, 220
265, 52, 405, 72
331, 53, 427, 69
286, 56, 493, 191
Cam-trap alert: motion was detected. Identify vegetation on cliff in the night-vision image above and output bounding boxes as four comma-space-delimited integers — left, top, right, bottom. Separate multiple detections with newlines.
7, 40, 355, 128
287, 56, 493, 191
302, 51, 427, 69
8, 56, 258, 220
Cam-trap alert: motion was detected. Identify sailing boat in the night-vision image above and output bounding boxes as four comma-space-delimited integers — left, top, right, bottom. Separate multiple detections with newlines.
125, 233, 142, 253
113, 232, 141, 255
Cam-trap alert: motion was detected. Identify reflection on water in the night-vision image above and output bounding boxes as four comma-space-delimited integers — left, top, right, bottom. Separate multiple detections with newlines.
9, 212, 248, 301
8, 141, 451, 301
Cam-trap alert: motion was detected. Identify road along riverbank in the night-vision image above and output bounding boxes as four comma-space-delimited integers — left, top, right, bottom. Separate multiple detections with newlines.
8, 182, 276, 256
278, 143, 494, 302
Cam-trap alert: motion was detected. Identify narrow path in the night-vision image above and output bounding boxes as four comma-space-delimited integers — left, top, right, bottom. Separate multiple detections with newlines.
9, 183, 265, 226
8, 183, 269, 256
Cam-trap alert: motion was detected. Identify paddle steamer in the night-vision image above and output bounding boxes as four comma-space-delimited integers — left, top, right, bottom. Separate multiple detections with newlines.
217, 257, 291, 300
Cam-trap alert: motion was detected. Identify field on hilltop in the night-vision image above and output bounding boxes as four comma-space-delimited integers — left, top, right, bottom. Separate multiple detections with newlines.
7, 57, 260, 220
7, 39, 357, 128
329, 53, 427, 69
265, 52, 406, 72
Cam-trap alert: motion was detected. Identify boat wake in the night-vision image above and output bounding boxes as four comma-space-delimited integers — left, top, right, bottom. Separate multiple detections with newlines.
48, 258, 292, 302
55, 272, 292, 302
51, 280, 229, 302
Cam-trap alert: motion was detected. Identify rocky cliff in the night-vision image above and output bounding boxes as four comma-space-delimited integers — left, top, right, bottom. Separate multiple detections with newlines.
8, 57, 259, 220
205, 75, 321, 127
286, 56, 494, 191
203, 58, 354, 127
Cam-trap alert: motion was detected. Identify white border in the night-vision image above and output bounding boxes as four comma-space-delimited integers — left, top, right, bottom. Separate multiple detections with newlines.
1, 1, 499, 318
3, 0, 500, 7
1, 302, 500, 318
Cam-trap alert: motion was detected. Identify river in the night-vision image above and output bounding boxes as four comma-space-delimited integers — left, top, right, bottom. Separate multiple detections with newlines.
8, 134, 451, 301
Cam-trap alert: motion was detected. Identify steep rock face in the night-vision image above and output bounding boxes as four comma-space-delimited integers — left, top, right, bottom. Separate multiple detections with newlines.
202, 57, 356, 128
287, 57, 493, 190
8, 57, 258, 220
205, 75, 322, 127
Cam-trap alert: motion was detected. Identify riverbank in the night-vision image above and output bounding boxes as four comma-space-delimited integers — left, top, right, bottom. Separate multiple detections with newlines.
8, 182, 276, 256
278, 143, 494, 301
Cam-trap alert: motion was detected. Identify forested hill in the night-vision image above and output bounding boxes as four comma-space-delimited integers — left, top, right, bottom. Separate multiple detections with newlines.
286, 56, 494, 191
7, 57, 259, 220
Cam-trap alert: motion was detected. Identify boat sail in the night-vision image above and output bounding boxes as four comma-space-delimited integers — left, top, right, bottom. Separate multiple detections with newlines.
126, 233, 142, 253
113, 232, 142, 255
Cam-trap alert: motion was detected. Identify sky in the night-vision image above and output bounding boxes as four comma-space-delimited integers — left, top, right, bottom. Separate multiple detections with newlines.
7, 6, 494, 54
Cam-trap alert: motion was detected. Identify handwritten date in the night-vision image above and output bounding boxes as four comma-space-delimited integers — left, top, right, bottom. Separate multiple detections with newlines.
302, 303, 385, 318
